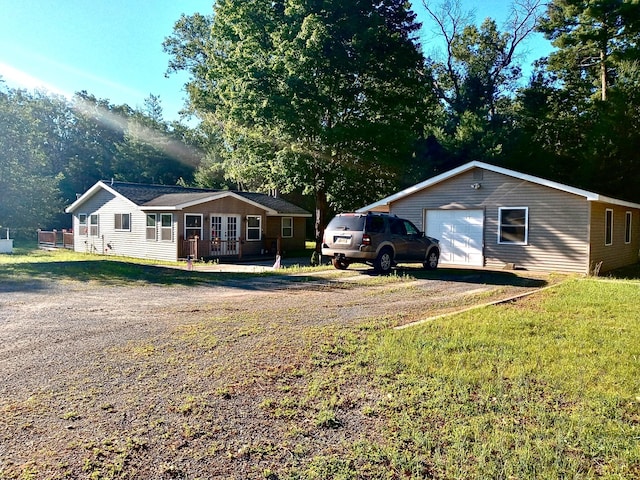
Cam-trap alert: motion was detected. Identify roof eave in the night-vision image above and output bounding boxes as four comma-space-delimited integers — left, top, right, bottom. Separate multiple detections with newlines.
357, 160, 640, 211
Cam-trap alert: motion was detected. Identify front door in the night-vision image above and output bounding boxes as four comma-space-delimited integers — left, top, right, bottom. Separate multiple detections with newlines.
211, 215, 240, 255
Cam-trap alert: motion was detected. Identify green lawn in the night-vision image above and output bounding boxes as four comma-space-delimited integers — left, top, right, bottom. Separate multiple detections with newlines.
315, 278, 640, 479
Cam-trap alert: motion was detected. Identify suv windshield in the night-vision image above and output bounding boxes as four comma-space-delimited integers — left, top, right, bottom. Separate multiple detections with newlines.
326, 215, 366, 231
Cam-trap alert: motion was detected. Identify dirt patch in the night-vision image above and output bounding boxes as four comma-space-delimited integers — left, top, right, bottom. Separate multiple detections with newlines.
0, 267, 550, 478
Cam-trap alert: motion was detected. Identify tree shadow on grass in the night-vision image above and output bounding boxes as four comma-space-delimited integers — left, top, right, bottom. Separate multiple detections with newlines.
372, 265, 549, 288
603, 263, 640, 280
0, 260, 276, 292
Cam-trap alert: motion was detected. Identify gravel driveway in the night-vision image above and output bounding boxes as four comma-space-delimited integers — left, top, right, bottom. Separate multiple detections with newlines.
0, 265, 548, 478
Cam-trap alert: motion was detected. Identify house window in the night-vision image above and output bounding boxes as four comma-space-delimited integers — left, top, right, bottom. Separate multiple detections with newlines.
185, 214, 202, 239
498, 207, 528, 244
89, 214, 99, 236
78, 214, 88, 236
282, 217, 293, 238
625, 211, 632, 244
161, 214, 173, 241
114, 213, 130, 231
146, 214, 157, 241
605, 209, 613, 246
246, 215, 262, 241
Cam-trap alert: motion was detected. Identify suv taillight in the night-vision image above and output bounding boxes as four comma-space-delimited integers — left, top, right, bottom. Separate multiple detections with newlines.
362, 234, 371, 246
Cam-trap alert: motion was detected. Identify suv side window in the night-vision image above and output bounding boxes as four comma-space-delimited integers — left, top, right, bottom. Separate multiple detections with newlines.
404, 220, 419, 236
367, 216, 386, 233
390, 219, 406, 235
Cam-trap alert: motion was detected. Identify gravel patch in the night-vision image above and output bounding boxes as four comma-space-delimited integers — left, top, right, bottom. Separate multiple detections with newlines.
0, 267, 548, 478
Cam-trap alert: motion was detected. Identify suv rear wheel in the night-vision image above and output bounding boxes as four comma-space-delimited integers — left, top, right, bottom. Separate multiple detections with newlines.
331, 257, 349, 270
374, 248, 394, 274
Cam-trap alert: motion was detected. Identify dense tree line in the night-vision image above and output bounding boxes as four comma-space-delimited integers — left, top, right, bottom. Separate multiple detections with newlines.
2, 0, 639, 244
0, 87, 202, 238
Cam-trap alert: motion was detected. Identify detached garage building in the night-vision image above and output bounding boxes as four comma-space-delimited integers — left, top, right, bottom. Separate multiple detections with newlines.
358, 161, 640, 274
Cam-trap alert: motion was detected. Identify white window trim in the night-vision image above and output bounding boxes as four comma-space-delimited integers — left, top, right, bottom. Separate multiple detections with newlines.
497, 207, 529, 245
246, 215, 262, 241
114, 213, 131, 232
89, 214, 99, 237
161, 213, 173, 242
625, 211, 632, 244
184, 213, 204, 240
146, 214, 157, 241
605, 208, 614, 246
281, 217, 293, 238
78, 213, 88, 236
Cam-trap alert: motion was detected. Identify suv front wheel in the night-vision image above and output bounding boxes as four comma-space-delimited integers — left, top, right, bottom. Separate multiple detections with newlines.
423, 250, 439, 270
374, 248, 394, 274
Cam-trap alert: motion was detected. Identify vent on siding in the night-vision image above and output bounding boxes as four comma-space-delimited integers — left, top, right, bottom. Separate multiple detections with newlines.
473, 169, 484, 181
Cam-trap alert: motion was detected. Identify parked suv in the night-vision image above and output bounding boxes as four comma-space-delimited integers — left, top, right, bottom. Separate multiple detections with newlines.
322, 212, 440, 273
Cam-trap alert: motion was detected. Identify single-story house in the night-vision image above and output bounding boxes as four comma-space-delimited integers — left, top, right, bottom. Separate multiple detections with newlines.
65, 180, 311, 262
358, 161, 640, 274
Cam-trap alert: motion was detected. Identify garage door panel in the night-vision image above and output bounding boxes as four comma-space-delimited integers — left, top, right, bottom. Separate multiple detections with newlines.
425, 210, 484, 266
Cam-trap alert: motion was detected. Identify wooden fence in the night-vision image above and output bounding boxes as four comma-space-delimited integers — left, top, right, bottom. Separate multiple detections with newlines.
37, 229, 74, 249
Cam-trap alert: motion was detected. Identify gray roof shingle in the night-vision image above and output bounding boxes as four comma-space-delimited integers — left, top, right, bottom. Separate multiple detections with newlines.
107, 181, 310, 215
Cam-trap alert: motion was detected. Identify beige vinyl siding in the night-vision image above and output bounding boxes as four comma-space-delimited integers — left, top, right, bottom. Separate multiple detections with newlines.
589, 203, 640, 272
390, 168, 591, 274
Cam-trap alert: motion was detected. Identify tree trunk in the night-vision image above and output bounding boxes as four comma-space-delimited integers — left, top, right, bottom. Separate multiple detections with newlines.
600, 48, 608, 101
314, 185, 328, 253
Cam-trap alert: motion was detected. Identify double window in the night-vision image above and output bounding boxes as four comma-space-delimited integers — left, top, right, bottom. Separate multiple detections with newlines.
498, 207, 528, 244
114, 213, 130, 231
146, 213, 173, 241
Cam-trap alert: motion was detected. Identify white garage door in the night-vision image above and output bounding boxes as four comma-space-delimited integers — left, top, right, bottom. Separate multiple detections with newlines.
425, 209, 484, 266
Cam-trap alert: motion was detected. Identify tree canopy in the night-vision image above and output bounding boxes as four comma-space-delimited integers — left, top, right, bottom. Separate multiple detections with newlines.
164, 0, 434, 248
0, 82, 200, 238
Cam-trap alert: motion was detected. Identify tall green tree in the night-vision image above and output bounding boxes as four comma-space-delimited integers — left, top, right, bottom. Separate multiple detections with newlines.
422, 0, 544, 164
509, 0, 640, 200
165, 0, 433, 249
538, 0, 640, 101
0, 85, 63, 237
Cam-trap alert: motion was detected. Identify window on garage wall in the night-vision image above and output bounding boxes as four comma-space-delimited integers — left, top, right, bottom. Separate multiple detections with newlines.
605, 209, 613, 246
498, 207, 528, 244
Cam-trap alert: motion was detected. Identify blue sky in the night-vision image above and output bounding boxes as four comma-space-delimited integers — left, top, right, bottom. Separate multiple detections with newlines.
0, 1, 552, 122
